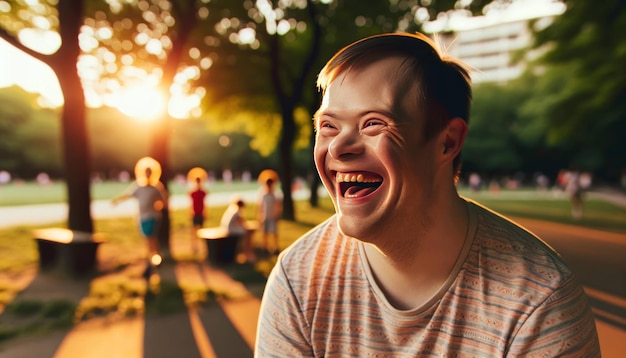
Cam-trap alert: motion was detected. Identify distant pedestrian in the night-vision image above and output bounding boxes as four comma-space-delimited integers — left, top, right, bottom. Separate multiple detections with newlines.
257, 172, 282, 256
556, 169, 568, 192
566, 170, 584, 219
187, 167, 209, 256
469, 172, 481, 192
112, 157, 167, 279
190, 177, 207, 227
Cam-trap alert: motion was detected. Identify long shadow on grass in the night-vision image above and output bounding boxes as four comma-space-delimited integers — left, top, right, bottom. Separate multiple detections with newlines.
0, 270, 89, 352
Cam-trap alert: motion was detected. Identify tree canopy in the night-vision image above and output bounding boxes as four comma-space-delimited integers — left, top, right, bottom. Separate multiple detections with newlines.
529, 0, 626, 174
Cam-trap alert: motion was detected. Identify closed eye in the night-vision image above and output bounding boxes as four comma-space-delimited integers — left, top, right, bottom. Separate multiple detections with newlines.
318, 120, 336, 130
361, 119, 387, 134
364, 120, 385, 127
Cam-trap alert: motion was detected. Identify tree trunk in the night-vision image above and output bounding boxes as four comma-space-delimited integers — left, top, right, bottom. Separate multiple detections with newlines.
54, 0, 93, 232
150, 116, 172, 258
57, 69, 93, 232
279, 103, 297, 221
308, 132, 321, 207
308, 90, 322, 207
147, 1, 198, 255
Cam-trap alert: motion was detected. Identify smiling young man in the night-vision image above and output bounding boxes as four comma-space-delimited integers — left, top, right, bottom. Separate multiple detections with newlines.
255, 33, 599, 357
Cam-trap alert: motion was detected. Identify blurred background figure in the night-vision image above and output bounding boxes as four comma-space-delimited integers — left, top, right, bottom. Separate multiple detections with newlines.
36, 172, 51, 186
535, 172, 549, 191
112, 157, 167, 279
469, 172, 481, 192
0, 170, 11, 185
187, 167, 209, 256
565, 170, 583, 219
257, 169, 282, 256
220, 197, 254, 263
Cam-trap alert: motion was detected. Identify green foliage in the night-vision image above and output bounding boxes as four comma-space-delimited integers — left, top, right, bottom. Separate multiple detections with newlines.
169, 118, 223, 171
464, 82, 526, 173
7, 299, 43, 316
0, 87, 34, 172
1, 298, 76, 341
87, 106, 152, 173
16, 108, 62, 176
0, 87, 61, 176
41, 300, 75, 320
144, 280, 186, 316
205, 97, 282, 157
530, 0, 626, 172
0, 327, 19, 342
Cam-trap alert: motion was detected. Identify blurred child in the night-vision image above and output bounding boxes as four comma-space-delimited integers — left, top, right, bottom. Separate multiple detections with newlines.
258, 177, 282, 255
189, 176, 208, 254
221, 198, 255, 263
112, 166, 167, 278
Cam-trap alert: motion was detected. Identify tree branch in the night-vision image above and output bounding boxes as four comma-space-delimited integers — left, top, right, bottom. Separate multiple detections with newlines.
0, 28, 50, 63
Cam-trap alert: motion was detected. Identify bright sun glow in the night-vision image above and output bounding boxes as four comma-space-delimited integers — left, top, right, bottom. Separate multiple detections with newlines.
0, 37, 63, 108
1, 33, 202, 120
116, 85, 166, 120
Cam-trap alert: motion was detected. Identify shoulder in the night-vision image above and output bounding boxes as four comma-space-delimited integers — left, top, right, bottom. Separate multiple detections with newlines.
444, 200, 596, 353
272, 216, 342, 287
279, 216, 337, 265
466, 199, 575, 289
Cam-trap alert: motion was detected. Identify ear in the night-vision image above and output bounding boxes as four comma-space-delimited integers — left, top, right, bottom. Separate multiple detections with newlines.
439, 117, 467, 161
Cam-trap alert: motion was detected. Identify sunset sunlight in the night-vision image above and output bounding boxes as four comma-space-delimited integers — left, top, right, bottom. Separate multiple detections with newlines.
1, 37, 202, 120
115, 84, 166, 120
0, 38, 63, 108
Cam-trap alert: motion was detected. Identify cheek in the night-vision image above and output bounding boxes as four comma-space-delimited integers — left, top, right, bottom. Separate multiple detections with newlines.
379, 137, 431, 179
371, 135, 405, 167
313, 140, 328, 172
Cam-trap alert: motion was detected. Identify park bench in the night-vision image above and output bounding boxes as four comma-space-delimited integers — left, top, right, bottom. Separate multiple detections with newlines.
33, 228, 106, 277
197, 221, 258, 265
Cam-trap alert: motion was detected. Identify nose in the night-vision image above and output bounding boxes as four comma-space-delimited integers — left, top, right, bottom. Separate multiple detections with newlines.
328, 128, 364, 159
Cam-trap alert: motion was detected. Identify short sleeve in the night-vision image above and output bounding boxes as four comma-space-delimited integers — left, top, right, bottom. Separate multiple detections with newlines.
255, 259, 313, 357
507, 277, 601, 357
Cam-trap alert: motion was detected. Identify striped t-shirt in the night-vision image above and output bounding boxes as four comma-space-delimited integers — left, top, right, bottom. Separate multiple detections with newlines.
255, 200, 600, 357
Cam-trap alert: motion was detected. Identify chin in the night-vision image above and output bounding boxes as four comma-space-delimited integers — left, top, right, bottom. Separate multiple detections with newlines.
336, 215, 376, 243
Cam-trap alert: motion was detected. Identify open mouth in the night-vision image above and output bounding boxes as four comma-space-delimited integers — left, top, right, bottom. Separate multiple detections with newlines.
335, 172, 383, 198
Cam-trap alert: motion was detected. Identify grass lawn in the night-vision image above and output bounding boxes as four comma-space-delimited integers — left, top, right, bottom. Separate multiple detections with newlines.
461, 188, 626, 234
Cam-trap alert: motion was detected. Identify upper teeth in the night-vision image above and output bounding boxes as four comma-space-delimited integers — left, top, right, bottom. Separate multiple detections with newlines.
336, 173, 380, 183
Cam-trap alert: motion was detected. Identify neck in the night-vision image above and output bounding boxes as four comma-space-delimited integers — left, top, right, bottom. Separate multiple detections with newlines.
363, 195, 469, 310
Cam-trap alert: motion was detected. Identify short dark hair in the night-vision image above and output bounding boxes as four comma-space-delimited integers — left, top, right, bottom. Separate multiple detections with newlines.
315, 32, 472, 176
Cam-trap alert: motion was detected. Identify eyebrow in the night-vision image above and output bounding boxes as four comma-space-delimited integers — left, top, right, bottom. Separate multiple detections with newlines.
317, 109, 397, 121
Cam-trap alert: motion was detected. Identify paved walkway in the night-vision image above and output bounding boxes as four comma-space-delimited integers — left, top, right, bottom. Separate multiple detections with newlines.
0, 189, 298, 229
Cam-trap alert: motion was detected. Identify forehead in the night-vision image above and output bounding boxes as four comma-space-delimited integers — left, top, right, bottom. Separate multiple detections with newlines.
319, 56, 417, 121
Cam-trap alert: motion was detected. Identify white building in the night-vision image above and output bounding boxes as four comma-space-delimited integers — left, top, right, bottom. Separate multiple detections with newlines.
424, 0, 566, 84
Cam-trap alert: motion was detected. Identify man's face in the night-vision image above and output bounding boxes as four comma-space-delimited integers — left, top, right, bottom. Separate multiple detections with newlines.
314, 57, 442, 244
